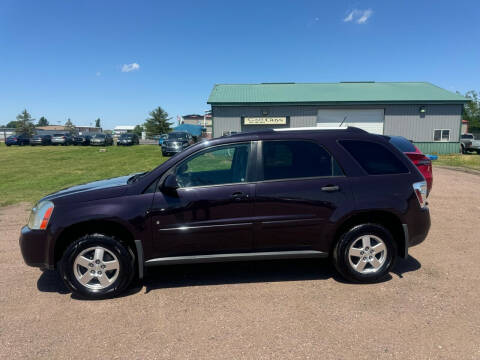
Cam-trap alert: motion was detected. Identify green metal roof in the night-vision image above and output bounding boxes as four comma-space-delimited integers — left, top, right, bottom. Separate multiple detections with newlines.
207, 82, 468, 105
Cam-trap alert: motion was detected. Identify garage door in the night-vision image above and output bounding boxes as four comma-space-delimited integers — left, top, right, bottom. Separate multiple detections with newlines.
316, 109, 384, 134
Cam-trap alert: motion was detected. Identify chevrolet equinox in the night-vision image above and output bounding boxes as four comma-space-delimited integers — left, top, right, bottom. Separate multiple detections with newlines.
20, 127, 430, 299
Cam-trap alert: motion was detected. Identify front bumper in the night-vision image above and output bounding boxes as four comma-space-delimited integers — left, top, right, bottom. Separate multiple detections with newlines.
161, 146, 183, 154
91, 141, 106, 146
19, 226, 53, 270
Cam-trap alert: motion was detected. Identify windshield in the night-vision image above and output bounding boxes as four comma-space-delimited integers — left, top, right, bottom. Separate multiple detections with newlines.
120, 134, 133, 139
389, 136, 417, 153
168, 132, 188, 140
94, 134, 106, 138
53, 134, 65, 137
461, 134, 474, 139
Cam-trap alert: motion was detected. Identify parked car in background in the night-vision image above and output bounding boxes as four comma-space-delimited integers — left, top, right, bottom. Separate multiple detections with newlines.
73, 135, 92, 146
51, 133, 73, 146
5, 134, 30, 146
161, 131, 195, 156
30, 135, 52, 146
19, 127, 430, 299
460, 133, 480, 154
158, 134, 168, 146
387, 135, 433, 195
117, 133, 139, 146
90, 133, 113, 146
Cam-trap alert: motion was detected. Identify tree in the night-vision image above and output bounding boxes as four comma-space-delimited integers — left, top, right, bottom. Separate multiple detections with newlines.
144, 106, 172, 136
37, 116, 49, 126
95, 118, 101, 128
463, 91, 480, 133
64, 118, 76, 134
16, 109, 35, 136
133, 124, 144, 137
6, 120, 18, 128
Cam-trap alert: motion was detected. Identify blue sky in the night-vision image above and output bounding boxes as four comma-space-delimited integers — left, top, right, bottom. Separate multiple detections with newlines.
1, 0, 479, 129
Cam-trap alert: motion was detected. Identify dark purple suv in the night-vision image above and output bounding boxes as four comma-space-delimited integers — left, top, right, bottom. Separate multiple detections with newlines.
19, 127, 430, 299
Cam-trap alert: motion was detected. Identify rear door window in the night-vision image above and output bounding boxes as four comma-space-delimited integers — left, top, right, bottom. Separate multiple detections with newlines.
340, 140, 409, 175
261, 141, 343, 181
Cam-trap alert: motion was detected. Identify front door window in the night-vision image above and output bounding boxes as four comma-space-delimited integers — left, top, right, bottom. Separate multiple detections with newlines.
175, 143, 250, 188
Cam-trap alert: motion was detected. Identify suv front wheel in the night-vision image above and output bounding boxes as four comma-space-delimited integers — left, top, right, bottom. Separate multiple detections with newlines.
333, 224, 396, 283
59, 234, 135, 299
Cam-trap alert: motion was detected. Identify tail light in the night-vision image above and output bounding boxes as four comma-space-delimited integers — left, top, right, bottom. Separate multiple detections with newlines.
413, 181, 428, 208
406, 153, 431, 167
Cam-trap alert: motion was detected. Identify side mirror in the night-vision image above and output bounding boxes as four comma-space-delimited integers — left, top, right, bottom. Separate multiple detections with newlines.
162, 174, 179, 194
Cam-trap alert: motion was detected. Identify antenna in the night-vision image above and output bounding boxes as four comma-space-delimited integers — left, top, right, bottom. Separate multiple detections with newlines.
339, 116, 347, 127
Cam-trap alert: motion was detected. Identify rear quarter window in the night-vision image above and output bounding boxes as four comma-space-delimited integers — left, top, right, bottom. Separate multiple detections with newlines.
340, 140, 409, 175
388, 136, 417, 153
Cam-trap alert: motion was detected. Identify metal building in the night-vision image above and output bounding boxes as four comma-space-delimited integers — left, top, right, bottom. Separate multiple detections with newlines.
207, 82, 468, 154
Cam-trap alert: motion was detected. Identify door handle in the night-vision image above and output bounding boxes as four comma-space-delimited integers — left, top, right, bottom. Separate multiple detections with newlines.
321, 185, 340, 192
231, 192, 249, 201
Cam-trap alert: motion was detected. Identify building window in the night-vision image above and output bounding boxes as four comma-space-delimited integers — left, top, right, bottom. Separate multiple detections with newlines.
433, 129, 450, 142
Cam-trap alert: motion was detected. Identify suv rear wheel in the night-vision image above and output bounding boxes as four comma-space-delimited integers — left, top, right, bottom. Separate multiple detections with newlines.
333, 224, 396, 283
59, 234, 135, 299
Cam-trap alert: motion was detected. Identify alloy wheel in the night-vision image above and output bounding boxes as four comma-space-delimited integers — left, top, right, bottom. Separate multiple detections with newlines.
347, 235, 387, 274
73, 246, 120, 290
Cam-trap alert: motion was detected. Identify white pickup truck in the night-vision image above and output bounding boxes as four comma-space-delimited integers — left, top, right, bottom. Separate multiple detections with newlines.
461, 133, 480, 154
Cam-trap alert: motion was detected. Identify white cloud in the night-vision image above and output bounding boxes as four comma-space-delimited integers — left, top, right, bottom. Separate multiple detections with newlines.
357, 9, 373, 24
343, 11, 354, 22
121, 63, 140, 72
343, 9, 373, 24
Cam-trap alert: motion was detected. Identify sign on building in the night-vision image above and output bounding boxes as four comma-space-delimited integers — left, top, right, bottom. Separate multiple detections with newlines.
243, 117, 287, 125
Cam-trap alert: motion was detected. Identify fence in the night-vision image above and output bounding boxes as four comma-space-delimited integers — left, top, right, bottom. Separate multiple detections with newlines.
0, 128, 16, 142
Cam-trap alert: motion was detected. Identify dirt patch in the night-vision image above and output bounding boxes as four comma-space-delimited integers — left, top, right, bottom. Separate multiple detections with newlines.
0, 167, 479, 359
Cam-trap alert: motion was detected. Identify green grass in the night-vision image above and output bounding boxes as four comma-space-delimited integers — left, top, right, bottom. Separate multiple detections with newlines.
434, 154, 480, 171
0, 143, 167, 206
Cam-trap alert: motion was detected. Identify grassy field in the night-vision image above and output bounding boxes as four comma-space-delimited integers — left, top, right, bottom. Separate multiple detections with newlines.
0, 144, 167, 206
434, 154, 480, 171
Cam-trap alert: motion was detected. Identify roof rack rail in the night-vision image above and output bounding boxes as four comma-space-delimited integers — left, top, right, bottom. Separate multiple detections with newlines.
273, 126, 367, 132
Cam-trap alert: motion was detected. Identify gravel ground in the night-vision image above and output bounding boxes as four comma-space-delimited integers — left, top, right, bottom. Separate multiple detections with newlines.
1, 167, 479, 359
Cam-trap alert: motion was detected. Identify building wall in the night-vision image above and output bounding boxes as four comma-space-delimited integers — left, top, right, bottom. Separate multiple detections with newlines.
212, 104, 462, 153
384, 104, 462, 142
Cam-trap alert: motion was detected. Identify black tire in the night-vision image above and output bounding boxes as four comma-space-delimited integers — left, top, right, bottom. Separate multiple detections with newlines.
59, 234, 135, 299
333, 223, 396, 283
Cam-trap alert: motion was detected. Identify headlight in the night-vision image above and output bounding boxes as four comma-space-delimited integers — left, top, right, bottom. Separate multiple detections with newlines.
28, 201, 54, 230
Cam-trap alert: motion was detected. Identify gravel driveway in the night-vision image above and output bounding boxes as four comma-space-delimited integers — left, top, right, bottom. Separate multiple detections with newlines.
1, 167, 479, 359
